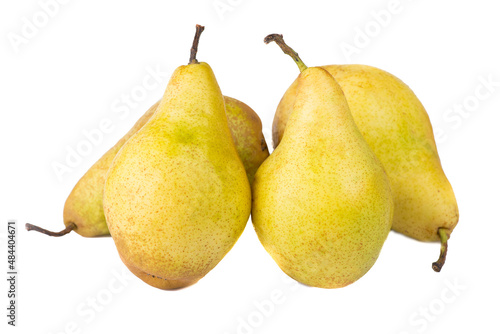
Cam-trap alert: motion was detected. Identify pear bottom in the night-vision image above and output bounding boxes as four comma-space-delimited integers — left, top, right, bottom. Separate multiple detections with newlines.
281, 268, 357, 289
119, 254, 200, 290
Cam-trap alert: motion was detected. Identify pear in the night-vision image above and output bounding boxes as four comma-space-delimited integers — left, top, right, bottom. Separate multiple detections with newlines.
224, 96, 269, 184
25, 101, 159, 237
272, 51, 458, 272
252, 34, 393, 289
26, 97, 267, 238
103, 25, 251, 290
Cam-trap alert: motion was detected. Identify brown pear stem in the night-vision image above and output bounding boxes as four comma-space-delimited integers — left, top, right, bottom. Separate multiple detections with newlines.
264, 34, 308, 72
25, 223, 76, 237
432, 228, 450, 272
189, 24, 205, 64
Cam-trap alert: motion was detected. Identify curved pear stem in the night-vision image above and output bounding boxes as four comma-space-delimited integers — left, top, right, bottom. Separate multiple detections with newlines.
264, 34, 308, 72
25, 223, 76, 237
189, 24, 205, 65
432, 228, 450, 272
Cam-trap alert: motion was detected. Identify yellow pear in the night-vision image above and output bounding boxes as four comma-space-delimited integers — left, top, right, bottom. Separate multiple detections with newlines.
103, 25, 251, 290
26, 98, 267, 238
25, 101, 159, 237
252, 34, 393, 289
224, 96, 269, 184
272, 47, 458, 272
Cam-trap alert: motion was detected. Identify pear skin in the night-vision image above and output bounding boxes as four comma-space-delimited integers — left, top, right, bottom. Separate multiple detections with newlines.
62, 101, 160, 237
62, 96, 265, 237
224, 96, 269, 184
273, 63, 458, 271
104, 31, 251, 290
253, 62, 393, 288
26, 96, 266, 238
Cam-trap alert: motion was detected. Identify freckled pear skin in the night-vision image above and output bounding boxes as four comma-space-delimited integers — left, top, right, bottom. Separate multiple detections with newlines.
26, 94, 265, 238
273, 65, 459, 260
224, 96, 269, 184
61, 101, 160, 237
103, 55, 251, 289
63, 95, 264, 237
252, 65, 393, 288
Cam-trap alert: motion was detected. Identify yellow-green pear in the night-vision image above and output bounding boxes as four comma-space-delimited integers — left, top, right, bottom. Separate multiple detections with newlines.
62, 102, 160, 237
224, 96, 269, 184
25, 101, 159, 237
252, 35, 393, 289
26, 98, 267, 238
272, 52, 458, 272
103, 25, 251, 290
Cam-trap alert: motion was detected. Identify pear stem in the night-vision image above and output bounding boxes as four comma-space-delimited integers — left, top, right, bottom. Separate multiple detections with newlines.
432, 228, 450, 272
189, 24, 205, 65
264, 34, 308, 72
25, 222, 76, 237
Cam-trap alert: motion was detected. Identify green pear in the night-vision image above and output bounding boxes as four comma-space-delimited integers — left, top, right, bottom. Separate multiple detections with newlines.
26, 97, 267, 238
103, 25, 251, 290
272, 53, 458, 272
252, 35, 393, 289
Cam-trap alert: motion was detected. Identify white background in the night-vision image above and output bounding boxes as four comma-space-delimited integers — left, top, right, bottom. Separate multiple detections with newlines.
1, 0, 499, 333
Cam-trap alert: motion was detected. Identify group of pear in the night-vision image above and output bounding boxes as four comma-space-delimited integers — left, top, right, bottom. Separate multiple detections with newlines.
27, 25, 459, 290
